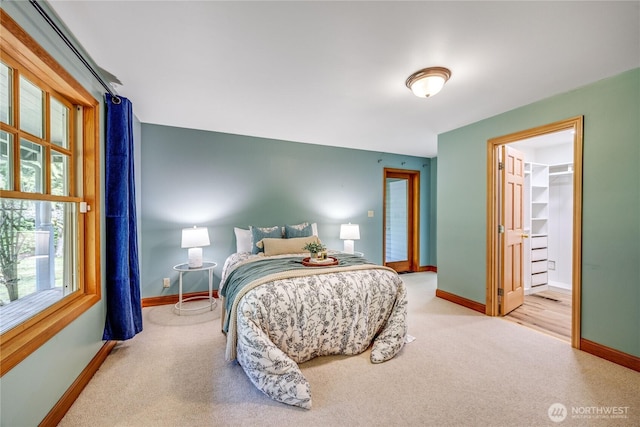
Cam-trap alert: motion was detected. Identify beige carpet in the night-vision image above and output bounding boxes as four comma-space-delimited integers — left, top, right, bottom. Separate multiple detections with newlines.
59, 273, 640, 426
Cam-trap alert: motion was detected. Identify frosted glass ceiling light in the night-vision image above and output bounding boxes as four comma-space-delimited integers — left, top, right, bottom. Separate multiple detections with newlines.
406, 66, 451, 98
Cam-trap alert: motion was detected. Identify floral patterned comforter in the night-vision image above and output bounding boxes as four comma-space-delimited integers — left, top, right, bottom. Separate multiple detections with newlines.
220, 252, 408, 409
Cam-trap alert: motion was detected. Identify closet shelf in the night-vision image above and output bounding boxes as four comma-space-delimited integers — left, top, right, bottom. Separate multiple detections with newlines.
524, 160, 573, 292
525, 162, 550, 289
549, 163, 574, 175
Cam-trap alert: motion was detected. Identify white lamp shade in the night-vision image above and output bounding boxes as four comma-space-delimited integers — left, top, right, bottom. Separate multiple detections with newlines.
340, 223, 360, 240
181, 227, 210, 248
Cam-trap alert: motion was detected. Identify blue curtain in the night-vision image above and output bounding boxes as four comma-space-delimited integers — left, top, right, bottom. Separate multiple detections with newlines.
103, 94, 143, 340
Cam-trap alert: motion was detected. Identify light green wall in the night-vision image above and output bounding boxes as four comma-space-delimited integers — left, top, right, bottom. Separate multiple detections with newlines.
1, 2, 111, 426
437, 68, 640, 357
429, 158, 438, 265
140, 124, 434, 298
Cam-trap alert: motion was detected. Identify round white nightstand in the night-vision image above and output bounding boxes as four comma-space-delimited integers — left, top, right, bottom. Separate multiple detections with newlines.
172, 261, 217, 315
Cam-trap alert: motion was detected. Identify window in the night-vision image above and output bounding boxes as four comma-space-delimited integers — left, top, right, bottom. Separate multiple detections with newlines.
0, 9, 101, 375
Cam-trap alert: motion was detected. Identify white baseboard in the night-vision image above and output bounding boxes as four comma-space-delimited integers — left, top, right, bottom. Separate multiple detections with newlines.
549, 281, 571, 293
526, 284, 549, 295
525, 281, 571, 295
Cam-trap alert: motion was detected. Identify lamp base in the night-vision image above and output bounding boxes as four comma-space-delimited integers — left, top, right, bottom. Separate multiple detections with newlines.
343, 240, 355, 254
187, 247, 203, 268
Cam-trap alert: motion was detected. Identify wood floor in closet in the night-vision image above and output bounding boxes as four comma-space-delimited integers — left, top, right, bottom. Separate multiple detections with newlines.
505, 290, 571, 343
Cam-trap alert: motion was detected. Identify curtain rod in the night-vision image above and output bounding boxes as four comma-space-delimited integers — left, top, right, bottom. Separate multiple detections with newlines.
29, 0, 121, 104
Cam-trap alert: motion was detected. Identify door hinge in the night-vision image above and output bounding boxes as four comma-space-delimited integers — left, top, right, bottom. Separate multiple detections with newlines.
498, 162, 504, 170
497, 288, 504, 296
498, 224, 505, 234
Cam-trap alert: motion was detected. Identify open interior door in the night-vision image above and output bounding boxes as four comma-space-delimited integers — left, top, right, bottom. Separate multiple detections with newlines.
383, 169, 419, 273
500, 145, 525, 315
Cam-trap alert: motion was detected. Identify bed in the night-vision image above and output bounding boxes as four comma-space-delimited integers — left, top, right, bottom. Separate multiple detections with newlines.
219, 225, 408, 409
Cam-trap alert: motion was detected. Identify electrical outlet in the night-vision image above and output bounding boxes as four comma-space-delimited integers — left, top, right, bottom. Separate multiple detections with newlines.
368, 210, 374, 217
548, 260, 556, 270
163, 277, 171, 288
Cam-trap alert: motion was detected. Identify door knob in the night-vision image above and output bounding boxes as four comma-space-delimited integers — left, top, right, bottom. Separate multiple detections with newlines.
522, 233, 529, 238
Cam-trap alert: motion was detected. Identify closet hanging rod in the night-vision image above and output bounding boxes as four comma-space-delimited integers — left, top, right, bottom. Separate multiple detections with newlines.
29, 0, 121, 103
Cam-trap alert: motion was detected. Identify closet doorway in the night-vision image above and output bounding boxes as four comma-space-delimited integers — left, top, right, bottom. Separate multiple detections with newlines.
486, 117, 583, 349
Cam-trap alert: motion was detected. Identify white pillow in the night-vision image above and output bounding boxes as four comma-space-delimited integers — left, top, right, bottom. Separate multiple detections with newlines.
234, 227, 252, 253
311, 222, 318, 236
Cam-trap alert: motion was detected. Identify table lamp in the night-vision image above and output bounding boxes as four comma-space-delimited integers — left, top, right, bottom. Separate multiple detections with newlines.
340, 223, 360, 254
181, 226, 210, 268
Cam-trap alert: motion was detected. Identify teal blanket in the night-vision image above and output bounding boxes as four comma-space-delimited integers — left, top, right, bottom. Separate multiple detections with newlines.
221, 254, 371, 333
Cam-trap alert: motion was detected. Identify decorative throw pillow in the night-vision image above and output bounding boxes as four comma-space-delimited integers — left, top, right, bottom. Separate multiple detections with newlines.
262, 236, 320, 257
250, 225, 283, 254
284, 222, 313, 238
234, 227, 252, 253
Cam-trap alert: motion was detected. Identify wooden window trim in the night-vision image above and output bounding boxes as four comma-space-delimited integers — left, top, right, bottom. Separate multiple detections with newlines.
0, 9, 101, 376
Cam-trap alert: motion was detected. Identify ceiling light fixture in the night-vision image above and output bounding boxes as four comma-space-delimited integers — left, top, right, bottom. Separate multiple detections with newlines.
405, 66, 451, 98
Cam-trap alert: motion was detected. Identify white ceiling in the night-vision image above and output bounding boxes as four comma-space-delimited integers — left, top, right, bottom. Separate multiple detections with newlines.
47, 1, 639, 158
